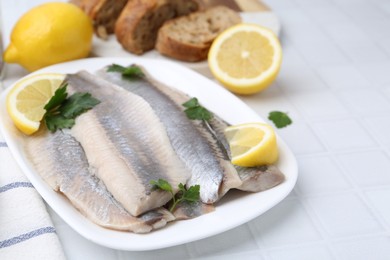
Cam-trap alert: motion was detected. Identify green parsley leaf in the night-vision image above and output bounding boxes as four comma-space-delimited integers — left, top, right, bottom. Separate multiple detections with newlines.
44, 115, 75, 132
151, 179, 200, 212
123, 66, 144, 79
150, 179, 173, 193
42, 82, 100, 132
106, 64, 126, 73
184, 107, 213, 121
182, 97, 199, 108
178, 183, 186, 193
107, 64, 144, 80
182, 97, 213, 121
268, 111, 292, 128
181, 185, 200, 202
60, 92, 100, 118
44, 84, 68, 111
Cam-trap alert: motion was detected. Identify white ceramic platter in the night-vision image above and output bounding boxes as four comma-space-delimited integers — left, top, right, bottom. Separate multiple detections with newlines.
0, 57, 297, 251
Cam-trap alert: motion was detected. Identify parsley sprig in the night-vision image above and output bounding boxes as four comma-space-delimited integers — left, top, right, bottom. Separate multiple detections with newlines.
43, 83, 100, 132
268, 111, 292, 128
107, 64, 145, 80
150, 179, 200, 212
182, 97, 213, 121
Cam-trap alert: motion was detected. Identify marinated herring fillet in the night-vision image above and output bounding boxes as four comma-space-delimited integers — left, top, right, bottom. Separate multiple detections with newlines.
173, 201, 214, 220
233, 165, 285, 192
25, 129, 174, 233
101, 65, 284, 193
66, 71, 190, 216
99, 67, 242, 204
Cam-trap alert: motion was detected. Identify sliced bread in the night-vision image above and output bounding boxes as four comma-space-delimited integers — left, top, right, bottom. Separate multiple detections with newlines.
155, 5, 241, 62
195, 0, 241, 11
115, 0, 199, 55
70, 0, 128, 39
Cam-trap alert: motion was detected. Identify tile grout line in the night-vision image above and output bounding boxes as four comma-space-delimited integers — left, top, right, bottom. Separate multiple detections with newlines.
329, 149, 390, 233
265, 0, 390, 257
329, 0, 390, 24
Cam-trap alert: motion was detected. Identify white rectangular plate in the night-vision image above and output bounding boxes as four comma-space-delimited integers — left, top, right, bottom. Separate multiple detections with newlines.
0, 57, 297, 251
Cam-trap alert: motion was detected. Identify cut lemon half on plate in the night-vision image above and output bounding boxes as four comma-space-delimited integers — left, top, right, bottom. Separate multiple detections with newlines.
224, 122, 279, 167
208, 23, 282, 95
6, 73, 65, 135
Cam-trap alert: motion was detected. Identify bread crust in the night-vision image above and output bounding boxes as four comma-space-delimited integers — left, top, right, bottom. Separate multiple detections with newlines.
115, 0, 153, 54
71, 0, 128, 38
115, 0, 199, 55
156, 30, 209, 62
155, 6, 241, 62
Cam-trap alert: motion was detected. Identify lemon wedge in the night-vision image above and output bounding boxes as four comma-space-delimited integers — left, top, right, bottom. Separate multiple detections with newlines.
208, 23, 282, 95
6, 73, 66, 135
224, 123, 278, 167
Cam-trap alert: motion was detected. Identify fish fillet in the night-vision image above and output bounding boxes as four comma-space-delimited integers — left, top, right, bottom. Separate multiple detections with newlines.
99, 67, 242, 203
173, 201, 215, 220
233, 165, 285, 192
101, 65, 283, 193
66, 71, 189, 216
25, 129, 174, 233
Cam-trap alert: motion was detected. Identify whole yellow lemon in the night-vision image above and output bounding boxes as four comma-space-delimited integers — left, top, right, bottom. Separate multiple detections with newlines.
3, 2, 93, 71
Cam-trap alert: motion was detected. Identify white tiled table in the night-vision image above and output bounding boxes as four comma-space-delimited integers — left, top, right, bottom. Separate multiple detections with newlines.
1, 0, 390, 259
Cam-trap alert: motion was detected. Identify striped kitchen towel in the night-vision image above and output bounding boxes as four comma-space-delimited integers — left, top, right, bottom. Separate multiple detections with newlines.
0, 135, 66, 259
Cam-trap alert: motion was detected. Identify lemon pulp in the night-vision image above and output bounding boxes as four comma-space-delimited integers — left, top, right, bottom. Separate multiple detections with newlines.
224, 123, 278, 167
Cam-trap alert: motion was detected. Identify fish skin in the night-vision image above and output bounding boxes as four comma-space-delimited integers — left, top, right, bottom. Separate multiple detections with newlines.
25, 129, 174, 233
66, 71, 189, 216
99, 67, 242, 204
139, 208, 175, 229
173, 201, 215, 220
234, 165, 285, 192
207, 116, 285, 192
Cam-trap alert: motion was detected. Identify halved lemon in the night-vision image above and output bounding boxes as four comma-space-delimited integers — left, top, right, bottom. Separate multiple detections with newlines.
224, 122, 278, 167
6, 73, 65, 135
208, 23, 282, 95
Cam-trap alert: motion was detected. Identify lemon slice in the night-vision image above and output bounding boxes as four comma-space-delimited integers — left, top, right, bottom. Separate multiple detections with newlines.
224, 123, 278, 167
208, 23, 282, 95
6, 73, 66, 135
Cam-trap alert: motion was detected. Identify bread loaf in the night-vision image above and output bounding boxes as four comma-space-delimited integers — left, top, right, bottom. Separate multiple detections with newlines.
115, 0, 199, 55
70, 0, 128, 39
155, 6, 241, 62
